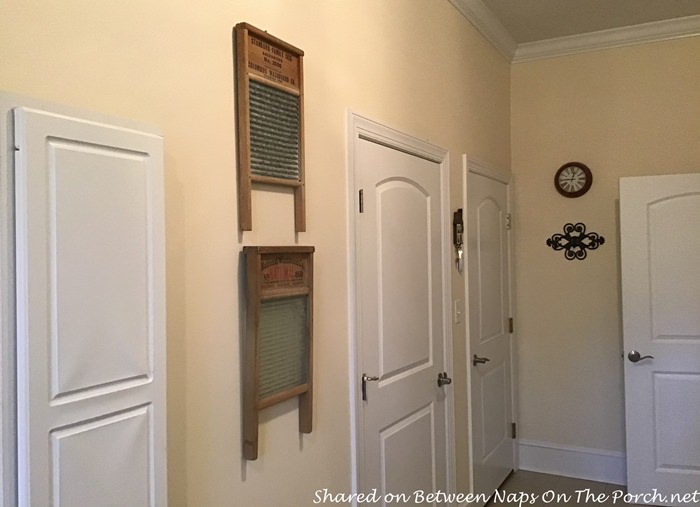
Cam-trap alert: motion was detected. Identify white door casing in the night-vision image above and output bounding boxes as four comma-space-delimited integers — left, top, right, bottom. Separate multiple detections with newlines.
465, 157, 514, 500
13, 104, 166, 507
620, 173, 700, 506
348, 113, 454, 502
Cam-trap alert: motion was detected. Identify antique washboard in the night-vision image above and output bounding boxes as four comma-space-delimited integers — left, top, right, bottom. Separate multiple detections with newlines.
234, 23, 305, 232
242, 246, 314, 460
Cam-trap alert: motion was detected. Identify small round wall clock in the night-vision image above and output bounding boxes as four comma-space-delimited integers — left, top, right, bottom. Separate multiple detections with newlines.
554, 162, 592, 198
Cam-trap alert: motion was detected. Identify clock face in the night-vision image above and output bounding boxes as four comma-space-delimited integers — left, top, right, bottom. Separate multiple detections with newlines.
554, 162, 592, 198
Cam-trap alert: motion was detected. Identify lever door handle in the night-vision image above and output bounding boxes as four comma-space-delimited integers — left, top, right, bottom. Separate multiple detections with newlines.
361, 373, 379, 401
437, 372, 452, 387
472, 354, 491, 366
627, 350, 654, 363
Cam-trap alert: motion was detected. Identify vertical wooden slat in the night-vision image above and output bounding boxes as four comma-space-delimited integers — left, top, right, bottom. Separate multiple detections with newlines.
242, 248, 260, 459
294, 53, 306, 232
235, 25, 253, 231
298, 250, 312, 432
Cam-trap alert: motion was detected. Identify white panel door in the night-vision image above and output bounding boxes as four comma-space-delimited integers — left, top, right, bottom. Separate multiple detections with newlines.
620, 173, 700, 506
467, 170, 513, 500
356, 133, 451, 503
14, 106, 166, 507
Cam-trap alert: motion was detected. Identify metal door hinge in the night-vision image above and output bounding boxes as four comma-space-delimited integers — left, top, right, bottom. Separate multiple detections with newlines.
508, 317, 514, 334
359, 189, 364, 213
511, 422, 517, 439
506, 213, 512, 230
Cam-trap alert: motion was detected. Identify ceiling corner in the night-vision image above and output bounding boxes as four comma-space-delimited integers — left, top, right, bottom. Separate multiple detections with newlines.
448, 0, 517, 61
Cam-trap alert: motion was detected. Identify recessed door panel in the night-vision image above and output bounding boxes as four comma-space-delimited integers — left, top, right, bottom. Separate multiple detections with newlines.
648, 195, 700, 340
378, 180, 432, 377
50, 140, 152, 399
51, 406, 152, 507
480, 361, 507, 458
476, 199, 504, 344
654, 373, 700, 471
380, 406, 436, 497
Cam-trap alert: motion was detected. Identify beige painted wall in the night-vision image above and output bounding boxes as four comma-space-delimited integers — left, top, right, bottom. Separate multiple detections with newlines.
512, 37, 700, 453
1, 1, 511, 505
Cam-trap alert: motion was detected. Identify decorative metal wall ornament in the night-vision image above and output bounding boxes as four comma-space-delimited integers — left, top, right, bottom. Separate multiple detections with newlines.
546, 223, 605, 260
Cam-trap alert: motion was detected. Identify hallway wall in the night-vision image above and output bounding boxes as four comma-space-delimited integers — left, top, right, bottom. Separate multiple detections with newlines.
0, 1, 511, 505
512, 37, 700, 468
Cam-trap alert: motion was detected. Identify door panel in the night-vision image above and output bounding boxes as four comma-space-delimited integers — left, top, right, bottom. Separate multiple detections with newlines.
51, 140, 151, 399
356, 134, 450, 501
381, 406, 436, 496
467, 170, 513, 500
51, 406, 152, 506
14, 106, 166, 507
378, 180, 432, 376
620, 174, 700, 505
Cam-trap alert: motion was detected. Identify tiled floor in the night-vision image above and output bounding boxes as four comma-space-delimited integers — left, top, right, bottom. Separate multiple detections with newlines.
492, 470, 645, 506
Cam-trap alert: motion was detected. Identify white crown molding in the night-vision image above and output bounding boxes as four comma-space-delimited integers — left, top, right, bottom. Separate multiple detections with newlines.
513, 14, 700, 63
449, 0, 700, 63
448, 0, 516, 61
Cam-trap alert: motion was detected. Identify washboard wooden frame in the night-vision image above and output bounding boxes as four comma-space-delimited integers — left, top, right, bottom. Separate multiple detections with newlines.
242, 246, 314, 460
234, 23, 306, 232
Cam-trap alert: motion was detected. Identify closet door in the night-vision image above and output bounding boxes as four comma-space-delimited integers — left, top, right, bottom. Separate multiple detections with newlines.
14, 106, 166, 507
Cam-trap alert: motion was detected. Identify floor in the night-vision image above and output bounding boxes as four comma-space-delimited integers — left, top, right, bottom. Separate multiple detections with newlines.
494, 470, 646, 506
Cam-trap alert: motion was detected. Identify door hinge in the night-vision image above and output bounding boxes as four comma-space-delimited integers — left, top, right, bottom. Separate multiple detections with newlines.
511, 422, 517, 439
508, 317, 514, 333
359, 189, 364, 213
506, 213, 512, 230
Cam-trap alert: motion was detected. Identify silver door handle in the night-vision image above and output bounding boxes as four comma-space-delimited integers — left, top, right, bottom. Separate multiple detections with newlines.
437, 372, 452, 387
472, 354, 491, 366
361, 373, 379, 401
628, 350, 654, 363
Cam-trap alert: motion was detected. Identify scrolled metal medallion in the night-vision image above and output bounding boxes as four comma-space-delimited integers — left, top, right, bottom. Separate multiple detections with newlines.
546, 223, 605, 260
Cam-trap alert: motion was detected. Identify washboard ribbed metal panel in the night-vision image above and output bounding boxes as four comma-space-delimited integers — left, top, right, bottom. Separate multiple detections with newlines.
249, 80, 300, 181
258, 296, 309, 399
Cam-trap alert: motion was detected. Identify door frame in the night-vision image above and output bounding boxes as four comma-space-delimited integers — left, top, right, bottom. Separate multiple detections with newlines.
0, 93, 20, 507
462, 155, 519, 491
346, 112, 455, 498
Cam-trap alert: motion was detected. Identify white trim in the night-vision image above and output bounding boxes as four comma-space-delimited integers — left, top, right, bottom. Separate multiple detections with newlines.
347, 111, 455, 502
465, 155, 510, 184
450, 0, 700, 63
462, 156, 474, 493
0, 93, 19, 507
518, 439, 627, 485
448, 0, 516, 61
514, 15, 700, 63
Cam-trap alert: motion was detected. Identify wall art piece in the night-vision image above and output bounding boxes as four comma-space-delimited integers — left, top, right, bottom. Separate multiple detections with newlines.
546, 223, 605, 260
242, 246, 314, 460
234, 23, 306, 232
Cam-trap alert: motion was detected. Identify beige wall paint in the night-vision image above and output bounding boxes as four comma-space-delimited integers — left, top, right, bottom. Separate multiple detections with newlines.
1, 1, 511, 505
512, 37, 700, 453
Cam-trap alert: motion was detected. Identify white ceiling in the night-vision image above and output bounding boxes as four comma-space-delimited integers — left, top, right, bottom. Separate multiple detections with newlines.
450, 0, 700, 62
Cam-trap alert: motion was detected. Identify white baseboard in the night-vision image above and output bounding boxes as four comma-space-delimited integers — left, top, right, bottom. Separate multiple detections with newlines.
518, 439, 627, 485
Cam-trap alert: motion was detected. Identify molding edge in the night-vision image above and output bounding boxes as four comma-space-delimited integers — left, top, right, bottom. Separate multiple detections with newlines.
514, 15, 700, 63
519, 439, 627, 485
449, 0, 700, 63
